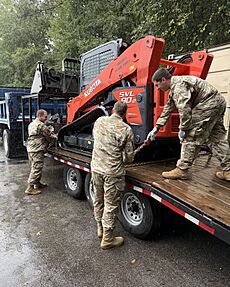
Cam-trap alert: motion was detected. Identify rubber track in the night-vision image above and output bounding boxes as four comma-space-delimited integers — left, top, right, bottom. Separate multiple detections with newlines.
58, 107, 106, 155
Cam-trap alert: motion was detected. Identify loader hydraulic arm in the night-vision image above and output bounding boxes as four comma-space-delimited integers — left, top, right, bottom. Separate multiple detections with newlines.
67, 35, 165, 123
58, 34, 213, 156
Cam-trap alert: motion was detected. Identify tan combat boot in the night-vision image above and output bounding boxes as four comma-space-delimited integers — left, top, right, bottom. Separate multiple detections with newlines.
100, 228, 124, 250
97, 222, 103, 239
162, 167, 189, 180
34, 182, 48, 189
215, 170, 230, 181
25, 185, 42, 195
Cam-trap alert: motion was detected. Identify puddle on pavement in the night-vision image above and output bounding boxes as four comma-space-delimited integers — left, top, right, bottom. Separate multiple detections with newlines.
2, 158, 27, 165
0, 159, 27, 166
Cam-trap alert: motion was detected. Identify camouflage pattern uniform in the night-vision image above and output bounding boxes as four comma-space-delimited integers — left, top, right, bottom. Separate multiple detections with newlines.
91, 113, 134, 229
27, 118, 53, 185
157, 76, 230, 170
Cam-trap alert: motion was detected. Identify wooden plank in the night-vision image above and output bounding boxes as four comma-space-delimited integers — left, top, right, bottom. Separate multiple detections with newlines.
126, 156, 230, 227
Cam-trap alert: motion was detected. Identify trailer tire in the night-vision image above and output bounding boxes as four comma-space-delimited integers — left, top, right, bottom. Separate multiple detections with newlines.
84, 173, 94, 209
118, 189, 158, 239
63, 166, 84, 199
3, 129, 15, 158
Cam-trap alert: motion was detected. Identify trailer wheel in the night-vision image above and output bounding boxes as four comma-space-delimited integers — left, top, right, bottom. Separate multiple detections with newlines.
118, 189, 158, 239
63, 166, 84, 199
3, 129, 15, 158
84, 173, 94, 209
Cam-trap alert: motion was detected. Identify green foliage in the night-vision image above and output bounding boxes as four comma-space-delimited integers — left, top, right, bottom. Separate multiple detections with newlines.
0, 0, 55, 86
0, 0, 229, 86
131, 0, 230, 55
49, 0, 140, 66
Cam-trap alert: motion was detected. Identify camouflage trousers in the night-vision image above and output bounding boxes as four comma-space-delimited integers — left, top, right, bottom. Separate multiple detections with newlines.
177, 94, 230, 171
27, 151, 45, 185
92, 172, 125, 230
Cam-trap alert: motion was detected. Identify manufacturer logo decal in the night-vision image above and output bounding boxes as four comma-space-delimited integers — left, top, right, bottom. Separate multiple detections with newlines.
84, 79, 101, 97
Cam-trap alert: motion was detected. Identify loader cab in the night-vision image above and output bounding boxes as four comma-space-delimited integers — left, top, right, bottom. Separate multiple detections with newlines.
80, 39, 130, 92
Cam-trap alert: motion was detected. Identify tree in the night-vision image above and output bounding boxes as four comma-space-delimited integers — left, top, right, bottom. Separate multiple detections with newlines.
131, 0, 230, 55
0, 0, 55, 86
49, 0, 141, 66
0, 0, 229, 86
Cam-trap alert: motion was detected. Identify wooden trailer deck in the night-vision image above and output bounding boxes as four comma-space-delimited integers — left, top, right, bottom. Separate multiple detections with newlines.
126, 156, 230, 228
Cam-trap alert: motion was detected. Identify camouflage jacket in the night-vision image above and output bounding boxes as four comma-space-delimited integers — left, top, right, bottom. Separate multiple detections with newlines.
156, 76, 219, 130
27, 118, 53, 153
91, 113, 135, 176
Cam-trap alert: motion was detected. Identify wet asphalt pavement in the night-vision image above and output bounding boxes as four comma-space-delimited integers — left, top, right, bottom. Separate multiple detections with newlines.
0, 142, 229, 287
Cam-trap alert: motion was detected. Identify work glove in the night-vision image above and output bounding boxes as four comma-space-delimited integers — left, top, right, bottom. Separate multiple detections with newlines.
178, 129, 186, 143
146, 126, 159, 141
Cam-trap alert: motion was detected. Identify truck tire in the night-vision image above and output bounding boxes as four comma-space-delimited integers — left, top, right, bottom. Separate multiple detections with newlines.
63, 166, 84, 199
118, 188, 159, 239
84, 173, 94, 209
3, 129, 15, 158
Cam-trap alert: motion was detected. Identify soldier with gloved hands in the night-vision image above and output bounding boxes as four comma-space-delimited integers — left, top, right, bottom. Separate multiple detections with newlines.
146, 68, 230, 181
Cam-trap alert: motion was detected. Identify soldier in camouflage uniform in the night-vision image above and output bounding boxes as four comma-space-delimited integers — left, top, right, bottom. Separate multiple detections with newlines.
25, 109, 56, 195
147, 68, 230, 180
91, 102, 135, 249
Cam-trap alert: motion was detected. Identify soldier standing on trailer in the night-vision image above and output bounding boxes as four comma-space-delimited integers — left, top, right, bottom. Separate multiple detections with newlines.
25, 109, 56, 195
91, 101, 135, 249
146, 68, 230, 180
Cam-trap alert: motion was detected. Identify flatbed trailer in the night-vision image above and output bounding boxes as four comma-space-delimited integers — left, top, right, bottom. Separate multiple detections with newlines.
22, 38, 230, 245
47, 146, 230, 245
